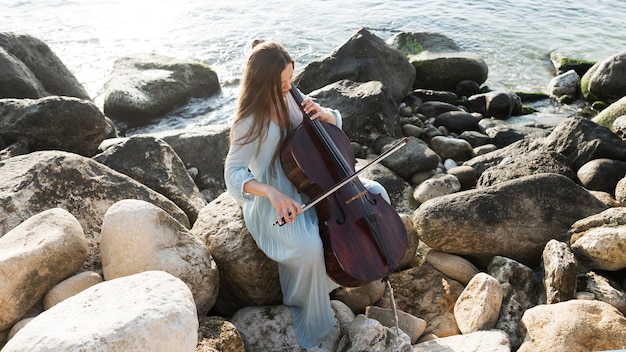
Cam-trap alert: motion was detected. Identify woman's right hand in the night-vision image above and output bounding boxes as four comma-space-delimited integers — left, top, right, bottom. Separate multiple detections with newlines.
266, 187, 301, 225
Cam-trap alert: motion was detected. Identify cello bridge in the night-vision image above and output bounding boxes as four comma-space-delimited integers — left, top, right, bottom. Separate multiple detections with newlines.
345, 190, 368, 205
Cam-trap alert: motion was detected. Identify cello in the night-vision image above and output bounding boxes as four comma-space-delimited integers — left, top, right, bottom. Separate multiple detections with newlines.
280, 83, 408, 287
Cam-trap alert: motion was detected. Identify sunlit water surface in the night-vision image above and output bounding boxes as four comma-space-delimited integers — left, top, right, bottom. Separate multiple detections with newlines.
2, 0, 625, 133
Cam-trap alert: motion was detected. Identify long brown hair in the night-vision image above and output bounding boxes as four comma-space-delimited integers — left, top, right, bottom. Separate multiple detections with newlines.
231, 40, 295, 168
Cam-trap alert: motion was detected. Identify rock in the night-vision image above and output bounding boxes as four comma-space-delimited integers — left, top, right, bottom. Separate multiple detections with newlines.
43, 271, 103, 310
0, 32, 90, 100
0, 151, 189, 272
457, 130, 492, 148
454, 273, 503, 334
148, 125, 230, 203
616, 176, 626, 205
542, 240, 577, 303
412, 329, 511, 352
0, 208, 87, 331
388, 31, 488, 92
331, 300, 357, 336
467, 91, 522, 119
336, 314, 411, 351
103, 53, 220, 124
2, 271, 198, 352
355, 159, 414, 215
477, 150, 575, 187
426, 250, 479, 285
295, 28, 415, 104
518, 300, 626, 352
389, 263, 464, 337
413, 173, 608, 267
477, 119, 529, 148
380, 137, 440, 180
446, 166, 477, 190
100, 199, 218, 315
593, 94, 626, 130
577, 158, 626, 195
549, 51, 595, 76
190, 193, 282, 316
230, 304, 342, 351
418, 101, 463, 119
433, 110, 478, 134
365, 305, 426, 345
487, 256, 541, 350
570, 207, 626, 271
581, 49, 626, 104
197, 316, 245, 352
577, 271, 626, 315
0, 96, 114, 157
333, 280, 386, 314
428, 135, 474, 162
308, 79, 401, 147
547, 70, 580, 98
412, 174, 461, 205
94, 135, 207, 224
611, 115, 626, 140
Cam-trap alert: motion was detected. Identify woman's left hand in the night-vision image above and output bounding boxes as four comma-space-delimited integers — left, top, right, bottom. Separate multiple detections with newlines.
301, 98, 335, 125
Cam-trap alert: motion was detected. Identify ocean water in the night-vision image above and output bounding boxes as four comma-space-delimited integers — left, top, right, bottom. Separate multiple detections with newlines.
2, 0, 626, 134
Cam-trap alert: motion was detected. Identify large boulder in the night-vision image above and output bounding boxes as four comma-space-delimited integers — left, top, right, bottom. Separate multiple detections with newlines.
94, 135, 207, 224
0, 151, 189, 271
103, 53, 221, 125
2, 271, 198, 352
0, 96, 115, 157
100, 199, 219, 315
0, 208, 87, 331
518, 300, 626, 352
388, 31, 488, 92
309, 79, 401, 146
413, 173, 608, 267
581, 50, 626, 104
0, 32, 90, 100
295, 28, 415, 103
542, 117, 626, 170
190, 193, 282, 316
148, 125, 230, 202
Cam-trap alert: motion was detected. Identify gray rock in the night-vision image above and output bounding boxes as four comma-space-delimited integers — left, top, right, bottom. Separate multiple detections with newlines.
0, 96, 114, 157
577, 158, 626, 195
547, 69, 580, 98
295, 28, 415, 104
190, 193, 282, 316
0, 151, 189, 271
94, 135, 207, 224
309, 79, 401, 146
413, 173, 608, 267
488, 256, 541, 350
104, 53, 220, 124
149, 125, 230, 203
581, 49, 626, 104
477, 150, 575, 187
389, 263, 464, 337
380, 137, 440, 180
0, 32, 90, 100
542, 240, 577, 304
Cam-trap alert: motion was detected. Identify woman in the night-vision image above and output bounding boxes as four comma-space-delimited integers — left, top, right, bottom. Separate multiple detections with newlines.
224, 40, 390, 349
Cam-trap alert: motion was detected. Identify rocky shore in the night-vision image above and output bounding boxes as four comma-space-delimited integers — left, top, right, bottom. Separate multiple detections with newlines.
2, 28, 626, 351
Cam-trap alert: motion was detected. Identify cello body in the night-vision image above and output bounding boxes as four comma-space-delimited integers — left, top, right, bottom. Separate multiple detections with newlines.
280, 84, 408, 287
